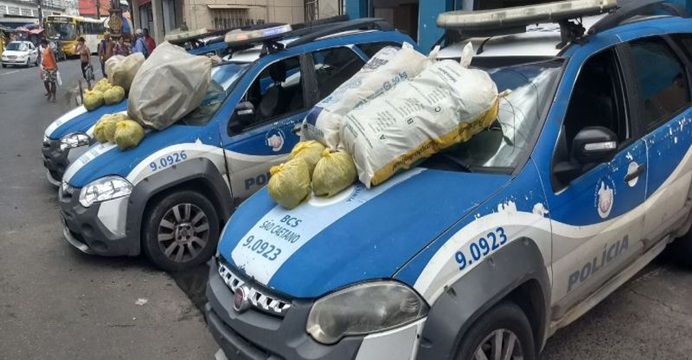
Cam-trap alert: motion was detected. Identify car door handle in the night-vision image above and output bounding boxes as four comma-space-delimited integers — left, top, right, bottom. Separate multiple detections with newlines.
624, 164, 646, 183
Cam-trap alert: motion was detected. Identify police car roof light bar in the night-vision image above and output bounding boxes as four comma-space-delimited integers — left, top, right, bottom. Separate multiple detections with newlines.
437, 0, 617, 32
224, 24, 293, 47
286, 18, 393, 49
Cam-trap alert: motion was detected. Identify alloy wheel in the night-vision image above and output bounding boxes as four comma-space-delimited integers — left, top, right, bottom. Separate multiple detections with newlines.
473, 329, 524, 360
156, 203, 210, 263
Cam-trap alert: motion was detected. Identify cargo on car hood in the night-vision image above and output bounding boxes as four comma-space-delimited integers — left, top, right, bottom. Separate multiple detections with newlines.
62, 124, 221, 187
45, 101, 128, 140
218, 168, 510, 299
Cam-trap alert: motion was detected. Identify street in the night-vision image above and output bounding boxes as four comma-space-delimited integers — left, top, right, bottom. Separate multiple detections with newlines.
1, 59, 692, 359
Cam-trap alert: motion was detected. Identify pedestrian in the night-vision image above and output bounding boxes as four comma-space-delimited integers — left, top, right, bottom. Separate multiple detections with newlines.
132, 29, 148, 58
143, 28, 156, 56
113, 36, 131, 56
98, 32, 114, 78
74, 37, 94, 90
40, 39, 58, 103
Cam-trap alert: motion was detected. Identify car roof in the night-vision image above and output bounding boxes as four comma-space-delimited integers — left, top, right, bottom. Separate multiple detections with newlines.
227, 28, 404, 63
439, 0, 691, 61
438, 15, 604, 60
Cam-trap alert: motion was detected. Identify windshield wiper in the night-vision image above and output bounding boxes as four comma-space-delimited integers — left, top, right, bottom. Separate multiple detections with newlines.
437, 152, 474, 173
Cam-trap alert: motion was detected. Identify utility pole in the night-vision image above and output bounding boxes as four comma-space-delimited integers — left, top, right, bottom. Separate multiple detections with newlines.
96, 0, 101, 19
36, 0, 43, 26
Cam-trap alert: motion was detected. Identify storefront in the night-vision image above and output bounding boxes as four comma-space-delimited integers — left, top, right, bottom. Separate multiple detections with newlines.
347, 0, 692, 50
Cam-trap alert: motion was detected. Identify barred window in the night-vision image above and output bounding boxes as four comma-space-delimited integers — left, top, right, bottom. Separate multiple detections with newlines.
8, 6, 20, 15
211, 9, 257, 29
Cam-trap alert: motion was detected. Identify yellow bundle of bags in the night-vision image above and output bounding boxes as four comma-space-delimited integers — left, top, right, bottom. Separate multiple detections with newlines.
85, 79, 126, 110
93, 113, 145, 150
268, 141, 358, 209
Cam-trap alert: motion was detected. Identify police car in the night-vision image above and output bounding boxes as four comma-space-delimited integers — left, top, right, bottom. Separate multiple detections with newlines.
57, 19, 416, 272
41, 24, 289, 186
205, 1, 692, 359
43, 101, 127, 186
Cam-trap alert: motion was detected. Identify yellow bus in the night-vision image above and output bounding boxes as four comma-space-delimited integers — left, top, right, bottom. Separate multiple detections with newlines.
44, 15, 105, 56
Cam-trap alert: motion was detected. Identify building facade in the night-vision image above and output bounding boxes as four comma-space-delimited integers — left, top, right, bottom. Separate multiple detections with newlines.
347, 0, 692, 51
128, 0, 342, 47
0, 0, 67, 20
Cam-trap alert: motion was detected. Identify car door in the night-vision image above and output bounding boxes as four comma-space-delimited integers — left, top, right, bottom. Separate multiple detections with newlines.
630, 36, 692, 244
547, 46, 648, 319
220, 46, 368, 201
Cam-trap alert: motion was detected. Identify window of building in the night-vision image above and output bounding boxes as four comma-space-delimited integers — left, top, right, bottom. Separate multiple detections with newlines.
629, 37, 690, 130
8, 6, 20, 15
211, 9, 251, 30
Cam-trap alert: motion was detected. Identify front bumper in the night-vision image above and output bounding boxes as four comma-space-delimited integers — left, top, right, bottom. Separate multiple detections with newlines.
1, 58, 27, 64
42, 138, 89, 184
58, 183, 135, 256
205, 259, 426, 360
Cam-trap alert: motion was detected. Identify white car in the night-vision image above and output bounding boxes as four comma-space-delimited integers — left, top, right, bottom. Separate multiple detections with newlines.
1, 41, 39, 68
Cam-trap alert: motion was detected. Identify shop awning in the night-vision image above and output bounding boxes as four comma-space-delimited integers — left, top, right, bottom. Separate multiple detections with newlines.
206, 4, 251, 10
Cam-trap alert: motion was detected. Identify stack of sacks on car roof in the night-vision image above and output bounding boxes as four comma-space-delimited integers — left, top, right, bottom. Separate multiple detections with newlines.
267, 43, 501, 209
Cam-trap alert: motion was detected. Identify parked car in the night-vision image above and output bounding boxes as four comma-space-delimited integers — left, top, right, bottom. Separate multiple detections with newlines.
205, 1, 692, 359
1, 41, 39, 68
57, 19, 417, 272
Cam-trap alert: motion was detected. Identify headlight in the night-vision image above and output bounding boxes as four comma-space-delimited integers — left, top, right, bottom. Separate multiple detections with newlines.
306, 281, 429, 344
79, 176, 132, 208
60, 132, 91, 151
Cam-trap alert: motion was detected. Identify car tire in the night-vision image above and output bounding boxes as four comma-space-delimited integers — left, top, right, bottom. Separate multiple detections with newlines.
142, 190, 220, 272
672, 224, 692, 268
24, 59, 30, 68
1, 63, 5, 68
454, 301, 536, 360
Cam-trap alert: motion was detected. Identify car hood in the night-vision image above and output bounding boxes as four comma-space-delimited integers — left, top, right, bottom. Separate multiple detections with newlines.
63, 124, 218, 188
45, 101, 128, 140
218, 168, 510, 298
2, 50, 29, 57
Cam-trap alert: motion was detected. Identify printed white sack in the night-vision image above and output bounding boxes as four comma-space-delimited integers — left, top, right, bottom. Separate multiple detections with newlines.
127, 42, 212, 130
341, 57, 499, 188
300, 43, 436, 149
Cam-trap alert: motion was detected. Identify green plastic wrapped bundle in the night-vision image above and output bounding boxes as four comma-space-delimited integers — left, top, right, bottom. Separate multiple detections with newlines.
103, 85, 126, 105
289, 140, 326, 174
84, 90, 104, 111
312, 149, 357, 197
268, 158, 311, 209
114, 119, 145, 150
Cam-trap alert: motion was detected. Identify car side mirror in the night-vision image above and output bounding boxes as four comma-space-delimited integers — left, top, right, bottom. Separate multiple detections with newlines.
228, 101, 255, 134
572, 126, 618, 164
554, 126, 618, 186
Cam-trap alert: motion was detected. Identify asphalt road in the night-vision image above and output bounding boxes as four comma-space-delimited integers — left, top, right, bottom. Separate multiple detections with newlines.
0, 59, 218, 359
1, 59, 692, 360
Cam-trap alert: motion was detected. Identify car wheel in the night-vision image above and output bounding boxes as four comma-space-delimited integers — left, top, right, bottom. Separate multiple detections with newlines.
142, 190, 219, 272
454, 301, 536, 360
25, 58, 30, 68
671, 224, 692, 268
1, 63, 5, 68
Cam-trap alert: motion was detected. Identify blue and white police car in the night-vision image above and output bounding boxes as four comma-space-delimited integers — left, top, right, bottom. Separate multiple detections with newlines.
205, 1, 692, 359
43, 101, 127, 186
57, 19, 416, 272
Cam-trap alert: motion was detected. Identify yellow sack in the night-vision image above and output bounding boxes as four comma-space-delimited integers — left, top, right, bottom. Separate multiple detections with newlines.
268, 158, 311, 209
312, 149, 358, 197
94, 78, 112, 92
114, 119, 145, 150
289, 140, 326, 174
103, 85, 126, 105
84, 90, 104, 111
93, 114, 118, 143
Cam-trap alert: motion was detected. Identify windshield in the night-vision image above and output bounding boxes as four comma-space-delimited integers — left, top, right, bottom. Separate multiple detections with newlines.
424, 60, 563, 172
178, 62, 250, 126
46, 22, 76, 41
6, 42, 27, 51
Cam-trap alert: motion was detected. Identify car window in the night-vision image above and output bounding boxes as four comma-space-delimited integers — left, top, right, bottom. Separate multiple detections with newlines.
673, 34, 692, 59
178, 63, 249, 126
312, 47, 365, 100
629, 37, 690, 130
357, 42, 402, 58
231, 56, 306, 133
422, 60, 563, 172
